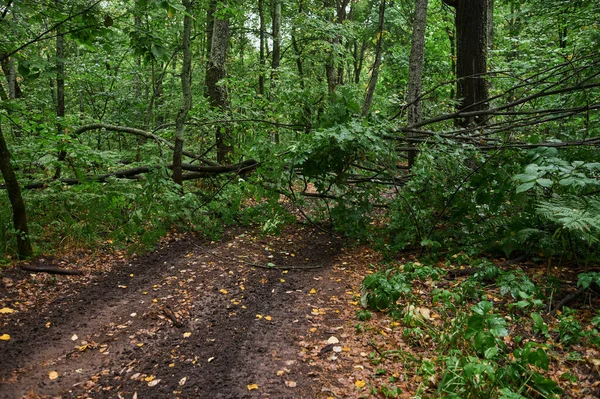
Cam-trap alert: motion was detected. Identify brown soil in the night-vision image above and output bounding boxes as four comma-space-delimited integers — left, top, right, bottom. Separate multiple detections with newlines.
0, 225, 375, 399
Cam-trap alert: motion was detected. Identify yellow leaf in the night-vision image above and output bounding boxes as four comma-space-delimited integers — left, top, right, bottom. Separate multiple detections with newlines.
247, 383, 259, 391
118, 285, 127, 289
264, 315, 272, 321
309, 327, 317, 333
309, 288, 317, 294
183, 332, 192, 338
0, 334, 10, 341
280, 279, 285, 283
276, 370, 285, 376
0, 307, 15, 314
256, 314, 263, 319
49, 371, 59, 380
355, 380, 366, 388
145, 375, 155, 382
219, 289, 228, 294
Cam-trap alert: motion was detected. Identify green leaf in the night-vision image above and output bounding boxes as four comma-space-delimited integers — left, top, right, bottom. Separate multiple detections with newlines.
536, 178, 553, 188
516, 182, 535, 193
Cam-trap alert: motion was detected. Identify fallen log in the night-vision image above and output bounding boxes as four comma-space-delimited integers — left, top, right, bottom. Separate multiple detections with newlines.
20, 265, 83, 275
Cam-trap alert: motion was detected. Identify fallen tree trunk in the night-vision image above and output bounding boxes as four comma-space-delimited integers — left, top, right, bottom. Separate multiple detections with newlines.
20, 265, 83, 275
1, 160, 259, 190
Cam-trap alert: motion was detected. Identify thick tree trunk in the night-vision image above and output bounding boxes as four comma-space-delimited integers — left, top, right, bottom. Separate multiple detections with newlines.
407, 0, 429, 168
361, 0, 386, 116
452, 0, 489, 127
173, 0, 193, 185
206, 1, 232, 163
0, 124, 33, 259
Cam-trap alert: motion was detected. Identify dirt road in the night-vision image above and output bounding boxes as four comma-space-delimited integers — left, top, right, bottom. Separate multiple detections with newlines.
0, 226, 370, 398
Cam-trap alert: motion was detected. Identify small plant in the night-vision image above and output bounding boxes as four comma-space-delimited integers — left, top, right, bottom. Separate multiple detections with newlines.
361, 267, 411, 311
356, 309, 372, 321
531, 312, 550, 338
558, 307, 584, 346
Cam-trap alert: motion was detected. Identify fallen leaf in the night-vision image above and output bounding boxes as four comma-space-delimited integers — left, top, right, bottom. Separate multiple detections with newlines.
256, 314, 263, 319
145, 375, 155, 382
280, 279, 286, 283
148, 379, 160, 387
71, 334, 78, 341
208, 357, 215, 362
118, 285, 127, 289
0, 307, 15, 314
355, 380, 366, 388
219, 289, 228, 294
179, 377, 187, 386
285, 380, 297, 387
276, 370, 285, 376
183, 332, 192, 338
49, 371, 59, 380
309, 288, 317, 294
327, 336, 339, 345
247, 383, 259, 391
264, 315, 272, 321
0, 334, 10, 341
333, 346, 342, 353
309, 327, 317, 333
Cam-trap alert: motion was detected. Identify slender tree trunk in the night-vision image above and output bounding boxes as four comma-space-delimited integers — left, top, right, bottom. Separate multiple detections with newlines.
54, 20, 66, 179
270, 0, 281, 142
0, 81, 7, 101
206, 1, 232, 163
0, 55, 22, 100
258, 0, 265, 95
487, 0, 494, 50
0, 123, 33, 259
407, 0, 428, 167
361, 0, 386, 116
173, 0, 192, 185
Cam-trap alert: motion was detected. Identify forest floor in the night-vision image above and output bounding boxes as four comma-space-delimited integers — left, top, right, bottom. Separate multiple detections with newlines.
1, 224, 599, 398
0, 225, 385, 399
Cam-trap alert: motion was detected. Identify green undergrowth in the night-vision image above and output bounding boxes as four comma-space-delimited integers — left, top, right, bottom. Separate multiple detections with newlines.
359, 257, 600, 398
0, 168, 291, 262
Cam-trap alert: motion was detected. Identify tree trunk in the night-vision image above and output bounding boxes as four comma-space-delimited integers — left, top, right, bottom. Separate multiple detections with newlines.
258, 0, 265, 95
0, 123, 33, 259
205, 1, 232, 163
447, 0, 489, 127
54, 19, 66, 179
361, 0, 386, 116
407, 0, 428, 168
487, 0, 494, 50
173, 0, 193, 185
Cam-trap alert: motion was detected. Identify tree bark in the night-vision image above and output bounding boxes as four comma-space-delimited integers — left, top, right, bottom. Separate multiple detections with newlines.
361, 0, 386, 116
173, 0, 193, 185
0, 123, 33, 259
206, 1, 232, 163
407, 0, 428, 167
258, 0, 266, 95
54, 18, 66, 179
446, 0, 489, 127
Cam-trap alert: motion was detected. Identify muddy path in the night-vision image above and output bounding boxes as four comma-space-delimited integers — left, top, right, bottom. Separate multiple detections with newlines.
0, 226, 371, 399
